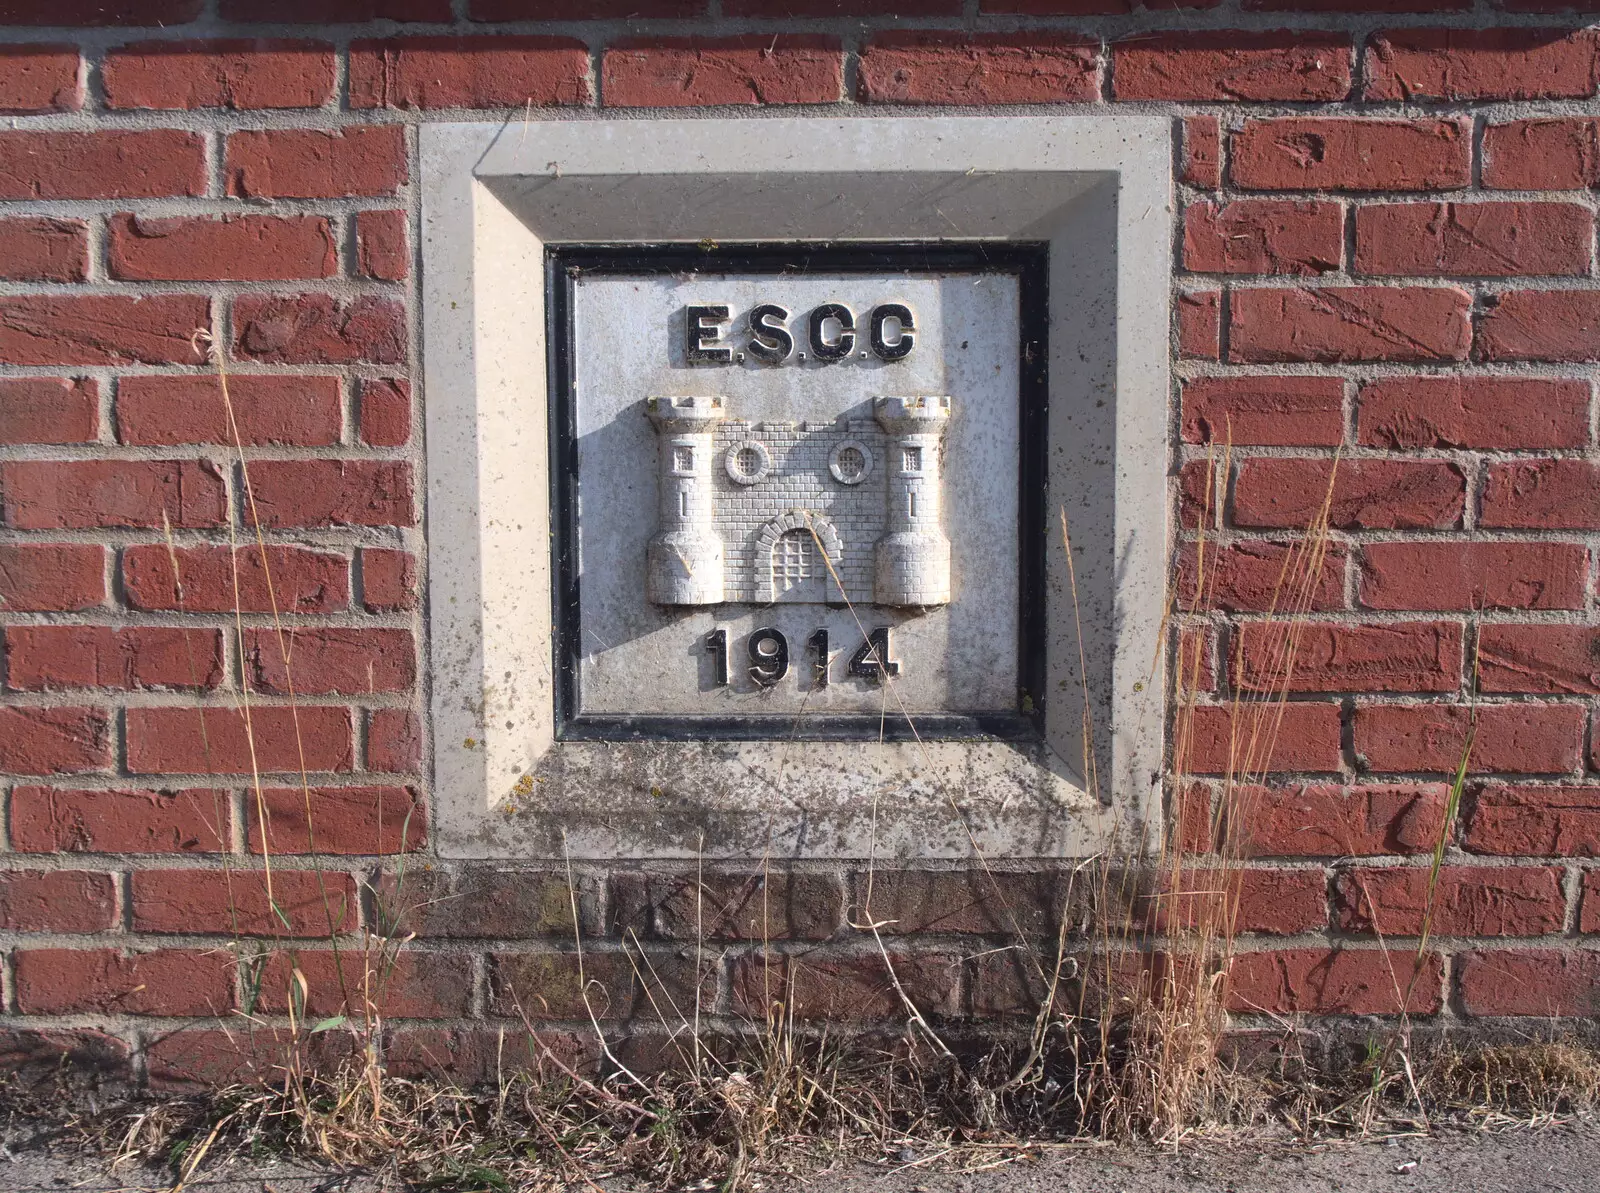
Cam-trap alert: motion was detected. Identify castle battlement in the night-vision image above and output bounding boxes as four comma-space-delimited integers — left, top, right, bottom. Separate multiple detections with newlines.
874, 394, 952, 436
646, 394, 725, 435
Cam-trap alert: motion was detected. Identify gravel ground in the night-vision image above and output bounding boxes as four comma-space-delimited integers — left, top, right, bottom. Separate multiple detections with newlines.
0, 1121, 1596, 1193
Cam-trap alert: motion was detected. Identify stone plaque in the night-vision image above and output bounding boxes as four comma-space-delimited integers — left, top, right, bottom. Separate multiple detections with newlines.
551, 245, 1046, 740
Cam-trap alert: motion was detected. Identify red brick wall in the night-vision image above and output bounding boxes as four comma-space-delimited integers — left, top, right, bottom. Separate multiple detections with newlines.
3, 6, 1600, 1084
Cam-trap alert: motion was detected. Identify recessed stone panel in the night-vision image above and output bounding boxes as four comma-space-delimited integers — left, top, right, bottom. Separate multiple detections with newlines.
558, 253, 1039, 736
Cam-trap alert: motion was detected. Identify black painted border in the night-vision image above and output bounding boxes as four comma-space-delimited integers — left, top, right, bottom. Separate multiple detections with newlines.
547, 242, 1049, 744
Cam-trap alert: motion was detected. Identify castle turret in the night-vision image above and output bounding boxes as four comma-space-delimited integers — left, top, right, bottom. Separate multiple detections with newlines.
873, 395, 952, 607
645, 395, 725, 605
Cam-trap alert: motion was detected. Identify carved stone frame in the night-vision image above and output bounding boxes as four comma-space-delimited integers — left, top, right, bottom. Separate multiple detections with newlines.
421, 116, 1171, 860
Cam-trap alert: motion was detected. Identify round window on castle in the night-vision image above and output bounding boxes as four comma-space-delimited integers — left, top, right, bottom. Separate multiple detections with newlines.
724, 439, 772, 485
828, 439, 873, 486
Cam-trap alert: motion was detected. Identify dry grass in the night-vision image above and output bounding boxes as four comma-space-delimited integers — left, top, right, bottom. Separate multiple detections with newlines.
11, 1018, 1598, 1192
7, 372, 1598, 1191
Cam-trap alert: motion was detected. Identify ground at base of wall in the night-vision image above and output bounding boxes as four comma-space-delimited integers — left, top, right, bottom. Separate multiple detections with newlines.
0, 1125, 1597, 1193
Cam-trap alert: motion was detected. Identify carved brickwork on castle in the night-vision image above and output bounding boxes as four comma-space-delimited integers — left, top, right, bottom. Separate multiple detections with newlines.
716, 418, 882, 604
645, 394, 952, 609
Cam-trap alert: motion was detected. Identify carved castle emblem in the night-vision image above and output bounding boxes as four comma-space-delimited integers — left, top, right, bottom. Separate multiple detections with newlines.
645, 395, 952, 609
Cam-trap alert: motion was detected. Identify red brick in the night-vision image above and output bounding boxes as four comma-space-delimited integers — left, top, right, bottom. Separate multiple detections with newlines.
367, 709, 421, 772
1115, 31, 1351, 100
1177, 541, 1347, 613
132, 869, 355, 936
117, 375, 340, 447
1178, 290, 1220, 359
0, 543, 104, 612
1175, 626, 1219, 694
616, 870, 843, 939
1336, 866, 1564, 935
1233, 458, 1465, 530
0, 1029, 129, 1082
1231, 118, 1470, 191
1182, 115, 1221, 188
1241, 871, 1330, 934
233, 293, 404, 365
14, 949, 231, 1016
1228, 948, 1442, 1014
732, 951, 959, 1020
145, 1026, 352, 1091
971, 946, 1107, 1019
10, 786, 226, 854
1467, 785, 1600, 855
258, 949, 466, 1018
1, 459, 225, 530
1152, 867, 1327, 934
0, 0, 203, 22
226, 127, 405, 199
1356, 202, 1591, 278
0, 707, 108, 775
361, 548, 418, 613
1479, 290, 1600, 363
244, 627, 414, 695
0, 46, 80, 113
847, 870, 1058, 937
1229, 286, 1471, 363
0, 872, 115, 933
0, 377, 96, 444
724, 0, 958, 13
859, 31, 1100, 104
383, 1027, 594, 1085
1457, 951, 1600, 1016
1355, 702, 1584, 775
358, 377, 410, 446
1367, 28, 1600, 100
604, 35, 842, 106
0, 295, 208, 366
1360, 541, 1586, 611
486, 950, 686, 1020
0, 131, 204, 199
1182, 375, 1343, 445
0, 218, 87, 281
981, 0, 1140, 10
248, 785, 424, 854
1235, 783, 1449, 857
1358, 377, 1588, 450
1479, 626, 1600, 695
471, 0, 698, 13
109, 213, 334, 282
126, 706, 353, 775
1483, 461, 1600, 530
1176, 780, 1218, 853
123, 544, 348, 614
1582, 871, 1600, 932
1179, 457, 1224, 530
380, 868, 558, 942
1233, 621, 1462, 694
6, 626, 222, 691
247, 460, 414, 528
350, 36, 588, 109
1182, 703, 1343, 774
355, 211, 407, 281
224, 0, 450, 17
1184, 200, 1341, 277
1245, 0, 1468, 10
1484, 118, 1600, 189
103, 39, 334, 110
